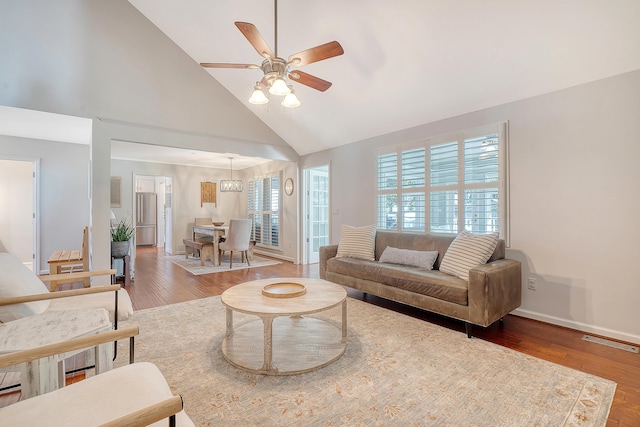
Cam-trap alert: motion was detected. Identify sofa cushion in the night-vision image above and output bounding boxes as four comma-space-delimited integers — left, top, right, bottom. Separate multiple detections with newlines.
379, 247, 438, 270
336, 224, 376, 261
0, 253, 50, 323
326, 257, 468, 305
439, 231, 499, 281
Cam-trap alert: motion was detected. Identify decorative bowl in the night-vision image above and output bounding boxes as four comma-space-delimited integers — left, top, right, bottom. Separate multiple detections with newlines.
262, 282, 307, 298
212, 221, 224, 226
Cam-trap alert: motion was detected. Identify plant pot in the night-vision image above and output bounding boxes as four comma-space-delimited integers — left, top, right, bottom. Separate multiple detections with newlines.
111, 241, 130, 258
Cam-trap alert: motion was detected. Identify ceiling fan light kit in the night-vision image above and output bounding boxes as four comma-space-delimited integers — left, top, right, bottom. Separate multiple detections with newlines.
200, 0, 344, 109
249, 83, 269, 105
269, 76, 290, 96
281, 86, 301, 108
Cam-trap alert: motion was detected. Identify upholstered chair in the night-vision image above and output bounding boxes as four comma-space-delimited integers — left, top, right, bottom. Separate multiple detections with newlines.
218, 219, 252, 268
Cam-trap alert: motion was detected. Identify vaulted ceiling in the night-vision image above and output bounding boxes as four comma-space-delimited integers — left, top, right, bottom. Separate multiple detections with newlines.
130, 0, 640, 156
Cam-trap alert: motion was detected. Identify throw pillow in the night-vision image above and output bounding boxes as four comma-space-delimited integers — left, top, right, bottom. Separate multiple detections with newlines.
439, 231, 499, 281
379, 247, 438, 270
0, 252, 51, 322
336, 224, 376, 261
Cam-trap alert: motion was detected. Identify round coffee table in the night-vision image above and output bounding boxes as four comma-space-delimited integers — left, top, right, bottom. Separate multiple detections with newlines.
220, 278, 347, 375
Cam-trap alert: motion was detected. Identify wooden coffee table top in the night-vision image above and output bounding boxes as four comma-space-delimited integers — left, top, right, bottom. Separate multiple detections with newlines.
221, 277, 346, 316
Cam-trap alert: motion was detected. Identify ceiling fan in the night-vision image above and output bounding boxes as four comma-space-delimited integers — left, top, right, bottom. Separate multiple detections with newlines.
200, 0, 344, 108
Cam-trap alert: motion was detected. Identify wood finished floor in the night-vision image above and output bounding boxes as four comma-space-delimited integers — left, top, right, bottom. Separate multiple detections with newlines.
1, 246, 638, 425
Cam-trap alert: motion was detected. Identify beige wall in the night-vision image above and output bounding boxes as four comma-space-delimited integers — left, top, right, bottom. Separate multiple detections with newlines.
302, 69, 640, 344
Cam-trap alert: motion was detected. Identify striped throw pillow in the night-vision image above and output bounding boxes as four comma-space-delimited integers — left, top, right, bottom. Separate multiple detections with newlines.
336, 224, 376, 261
439, 231, 499, 281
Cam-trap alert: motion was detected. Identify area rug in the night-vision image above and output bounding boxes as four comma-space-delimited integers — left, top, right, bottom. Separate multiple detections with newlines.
165, 254, 280, 275
116, 297, 616, 426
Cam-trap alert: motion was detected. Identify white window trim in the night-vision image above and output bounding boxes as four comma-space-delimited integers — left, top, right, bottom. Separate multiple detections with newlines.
375, 121, 510, 246
247, 172, 282, 250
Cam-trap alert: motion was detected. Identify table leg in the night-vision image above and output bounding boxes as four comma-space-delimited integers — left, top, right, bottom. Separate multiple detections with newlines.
261, 315, 274, 372
342, 299, 348, 340
213, 230, 222, 266
20, 356, 58, 399
95, 343, 114, 374
225, 307, 233, 338
123, 255, 131, 287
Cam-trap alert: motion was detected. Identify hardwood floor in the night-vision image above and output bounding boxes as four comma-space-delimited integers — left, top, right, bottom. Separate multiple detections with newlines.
2, 246, 639, 425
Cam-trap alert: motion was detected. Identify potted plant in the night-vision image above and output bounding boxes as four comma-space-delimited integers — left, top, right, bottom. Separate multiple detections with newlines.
111, 218, 135, 257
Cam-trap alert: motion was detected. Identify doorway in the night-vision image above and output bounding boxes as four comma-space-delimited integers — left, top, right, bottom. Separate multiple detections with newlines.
303, 165, 329, 264
0, 158, 38, 271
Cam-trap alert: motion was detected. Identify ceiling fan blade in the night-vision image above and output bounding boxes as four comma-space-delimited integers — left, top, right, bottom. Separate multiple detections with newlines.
288, 41, 344, 66
235, 22, 275, 59
289, 71, 332, 92
200, 63, 260, 69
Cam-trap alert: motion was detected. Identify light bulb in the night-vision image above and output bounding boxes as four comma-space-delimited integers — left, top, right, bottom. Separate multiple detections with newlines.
248, 84, 268, 104
269, 76, 290, 96
281, 88, 301, 108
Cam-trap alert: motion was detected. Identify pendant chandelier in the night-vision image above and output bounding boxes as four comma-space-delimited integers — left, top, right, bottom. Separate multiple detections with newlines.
219, 157, 243, 192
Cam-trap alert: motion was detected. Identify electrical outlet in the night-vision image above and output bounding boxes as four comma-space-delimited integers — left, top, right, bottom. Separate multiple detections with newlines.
527, 277, 537, 291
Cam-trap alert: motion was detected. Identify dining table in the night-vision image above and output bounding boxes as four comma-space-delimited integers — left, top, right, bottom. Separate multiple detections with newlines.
192, 224, 228, 266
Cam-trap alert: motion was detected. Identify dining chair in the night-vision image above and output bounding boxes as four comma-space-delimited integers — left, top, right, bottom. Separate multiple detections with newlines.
218, 219, 252, 268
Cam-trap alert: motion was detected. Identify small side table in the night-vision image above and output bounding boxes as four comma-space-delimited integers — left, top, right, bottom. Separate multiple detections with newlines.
111, 255, 131, 287
0, 308, 113, 399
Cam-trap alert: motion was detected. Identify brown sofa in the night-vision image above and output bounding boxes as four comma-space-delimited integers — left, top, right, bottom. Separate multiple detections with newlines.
319, 231, 522, 337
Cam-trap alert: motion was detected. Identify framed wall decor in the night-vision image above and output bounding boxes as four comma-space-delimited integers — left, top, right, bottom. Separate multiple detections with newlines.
201, 181, 217, 207
284, 178, 294, 196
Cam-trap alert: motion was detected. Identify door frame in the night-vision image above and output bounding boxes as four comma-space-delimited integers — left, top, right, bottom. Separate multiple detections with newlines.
302, 164, 330, 264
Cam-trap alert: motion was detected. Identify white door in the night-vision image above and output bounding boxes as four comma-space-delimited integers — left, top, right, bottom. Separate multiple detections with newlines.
304, 165, 329, 264
0, 158, 38, 271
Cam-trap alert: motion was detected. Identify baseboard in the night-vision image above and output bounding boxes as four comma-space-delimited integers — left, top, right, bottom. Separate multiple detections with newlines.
512, 308, 640, 346
253, 249, 293, 263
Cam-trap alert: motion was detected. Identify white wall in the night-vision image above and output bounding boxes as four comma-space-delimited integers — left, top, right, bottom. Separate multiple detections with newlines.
302, 70, 640, 345
0, 0, 299, 278
0, 135, 90, 272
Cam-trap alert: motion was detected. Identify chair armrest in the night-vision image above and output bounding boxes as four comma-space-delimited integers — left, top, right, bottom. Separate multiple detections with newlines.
319, 245, 339, 279
467, 259, 522, 326
99, 395, 184, 427
0, 325, 138, 369
0, 284, 122, 307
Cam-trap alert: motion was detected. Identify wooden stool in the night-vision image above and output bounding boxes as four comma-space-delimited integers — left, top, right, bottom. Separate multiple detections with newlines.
182, 239, 214, 266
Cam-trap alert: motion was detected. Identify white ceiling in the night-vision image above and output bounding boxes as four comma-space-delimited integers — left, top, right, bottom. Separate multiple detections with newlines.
128, 0, 640, 156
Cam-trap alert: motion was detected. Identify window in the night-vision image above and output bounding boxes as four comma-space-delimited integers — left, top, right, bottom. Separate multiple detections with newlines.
248, 174, 280, 249
376, 122, 508, 241
377, 147, 425, 232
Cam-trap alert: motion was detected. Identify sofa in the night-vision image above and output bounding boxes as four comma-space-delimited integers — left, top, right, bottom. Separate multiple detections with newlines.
319, 229, 521, 337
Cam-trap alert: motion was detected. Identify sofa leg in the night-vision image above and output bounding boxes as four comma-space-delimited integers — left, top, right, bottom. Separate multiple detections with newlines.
465, 323, 473, 338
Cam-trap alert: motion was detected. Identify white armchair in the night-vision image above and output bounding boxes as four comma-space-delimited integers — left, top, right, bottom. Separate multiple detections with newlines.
0, 326, 195, 426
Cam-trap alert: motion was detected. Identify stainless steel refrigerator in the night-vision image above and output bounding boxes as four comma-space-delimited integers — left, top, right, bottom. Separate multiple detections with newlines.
136, 192, 157, 246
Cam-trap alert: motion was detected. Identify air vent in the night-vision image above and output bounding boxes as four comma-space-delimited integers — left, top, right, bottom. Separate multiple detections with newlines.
582, 335, 639, 353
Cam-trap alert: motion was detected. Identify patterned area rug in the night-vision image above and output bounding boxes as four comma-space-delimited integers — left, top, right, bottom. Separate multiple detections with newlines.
117, 296, 616, 426
165, 254, 280, 275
